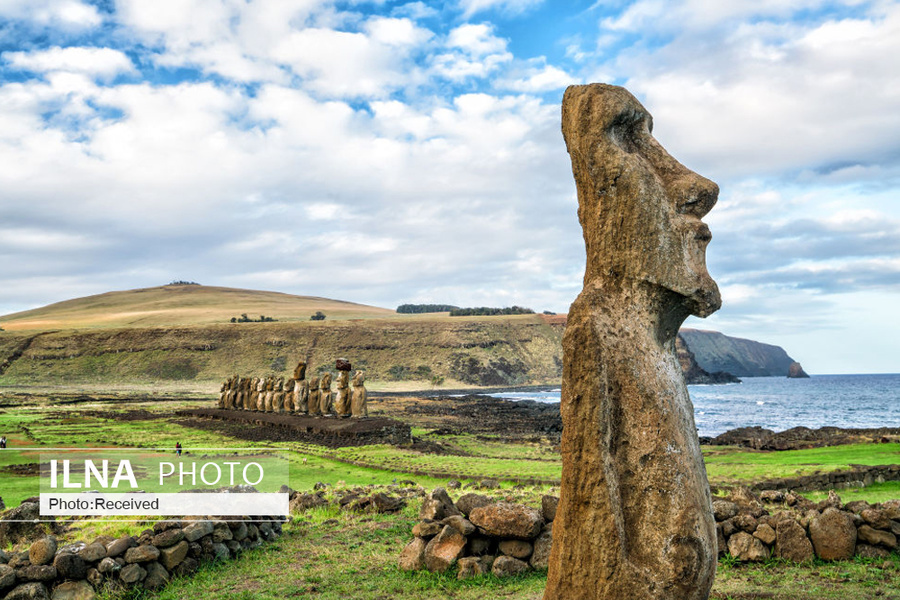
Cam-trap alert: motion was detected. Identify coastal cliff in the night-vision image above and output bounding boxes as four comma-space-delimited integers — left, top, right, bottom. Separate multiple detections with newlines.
679, 328, 800, 377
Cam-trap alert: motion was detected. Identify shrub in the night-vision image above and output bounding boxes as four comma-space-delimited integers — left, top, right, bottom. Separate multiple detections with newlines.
310, 311, 326, 321
449, 306, 534, 317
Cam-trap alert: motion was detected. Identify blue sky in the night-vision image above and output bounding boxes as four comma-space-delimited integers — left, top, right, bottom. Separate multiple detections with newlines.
1, 0, 899, 374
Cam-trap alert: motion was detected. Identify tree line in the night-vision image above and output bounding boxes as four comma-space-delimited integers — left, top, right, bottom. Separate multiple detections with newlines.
396, 304, 459, 313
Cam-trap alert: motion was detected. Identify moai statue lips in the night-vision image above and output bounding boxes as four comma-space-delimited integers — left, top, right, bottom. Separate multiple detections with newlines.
543, 84, 720, 600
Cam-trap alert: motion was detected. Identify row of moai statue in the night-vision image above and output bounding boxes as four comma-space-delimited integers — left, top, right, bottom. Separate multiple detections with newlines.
217, 359, 367, 418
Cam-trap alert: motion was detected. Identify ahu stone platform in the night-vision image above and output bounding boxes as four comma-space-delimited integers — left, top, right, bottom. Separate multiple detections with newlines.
176, 409, 411, 447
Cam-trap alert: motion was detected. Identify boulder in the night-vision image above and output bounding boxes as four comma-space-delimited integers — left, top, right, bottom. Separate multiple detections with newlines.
857, 525, 897, 549
372, 494, 406, 513
455, 493, 492, 517
442, 516, 475, 536
530, 525, 553, 569
97, 557, 120, 575
469, 503, 543, 540
861, 509, 892, 530
159, 541, 189, 571
809, 508, 856, 560
289, 493, 327, 513
119, 563, 146, 584
182, 520, 214, 542
419, 488, 461, 521
78, 543, 106, 563
172, 557, 199, 578
104, 536, 136, 558
0, 503, 46, 547
143, 561, 169, 590
52, 553, 86, 579
411, 521, 442, 539
727, 532, 769, 562
775, 519, 814, 562
753, 523, 776, 546
29, 538, 57, 567
4, 582, 50, 600
398, 537, 426, 572
712, 501, 739, 522
856, 543, 891, 559
124, 545, 159, 564
499, 540, 533, 559
0, 563, 17, 590
456, 556, 488, 580
151, 528, 184, 548
19, 566, 56, 582
541, 496, 559, 522
491, 555, 529, 577
466, 536, 492, 557
50, 580, 96, 600
423, 526, 467, 573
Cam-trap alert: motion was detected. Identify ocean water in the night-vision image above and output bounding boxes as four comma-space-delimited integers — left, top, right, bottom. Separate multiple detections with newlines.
489, 374, 900, 438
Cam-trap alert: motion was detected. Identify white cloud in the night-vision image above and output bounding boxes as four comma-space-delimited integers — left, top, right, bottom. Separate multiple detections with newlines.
497, 60, 574, 92
432, 23, 512, 80
4, 47, 135, 79
0, 0, 102, 29
457, 0, 543, 18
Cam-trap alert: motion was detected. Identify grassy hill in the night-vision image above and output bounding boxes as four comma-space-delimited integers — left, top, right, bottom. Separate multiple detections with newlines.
0, 284, 395, 331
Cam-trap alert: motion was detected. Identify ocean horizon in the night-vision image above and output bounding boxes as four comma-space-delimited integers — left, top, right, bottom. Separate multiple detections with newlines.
488, 373, 900, 438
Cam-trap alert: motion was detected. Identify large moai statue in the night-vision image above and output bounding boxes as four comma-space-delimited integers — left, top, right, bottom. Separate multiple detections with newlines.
283, 379, 296, 412
253, 377, 265, 411
319, 373, 334, 416
308, 376, 321, 415
274, 377, 286, 413
248, 377, 260, 410
264, 376, 276, 412
543, 84, 721, 600
334, 358, 352, 418
351, 370, 367, 418
293, 360, 309, 414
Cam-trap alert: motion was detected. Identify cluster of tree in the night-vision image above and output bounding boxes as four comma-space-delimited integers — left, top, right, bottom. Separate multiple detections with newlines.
310, 311, 327, 321
169, 280, 200, 285
449, 306, 535, 317
396, 303, 459, 313
230, 313, 277, 323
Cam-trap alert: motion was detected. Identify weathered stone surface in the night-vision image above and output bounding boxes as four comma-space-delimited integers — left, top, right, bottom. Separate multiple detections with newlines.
79, 543, 106, 563
712, 501, 739, 522
398, 538, 426, 572
753, 523, 776, 545
143, 561, 169, 590
856, 543, 891, 559
105, 536, 136, 558
727, 532, 769, 562
541, 496, 559, 523
456, 556, 488, 580
0, 563, 17, 589
4, 582, 50, 600
119, 563, 146, 584
52, 553, 86, 579
530, 525, 553, 569
809, 509, 857, 560
290, 493, 327, 513
423, 525, 467, 573
544, 84, 720, 600
29, 538, 57, 567
857, 525, 897, 549
469, 503, 542, 540
151, 528, 184, 548
732, 513, 758, 534
50, 580, 96, 600
172, 556, 199, 578
0, 503, 45, 548
492, 555, 529, 577
159, 541, 189, 571
499, 539, 533, 560
412, 521, 442, 539
861, 509, 891, 530
775, 519, 814, 563
86, 567, 102, 588
455, 494, 491, 517
124, 545, 159, 564
182, 520, 214, 542
97, 557, 120, 575
442, 515, 476, 536
419, 488, 461, 521
19, 565, 56, 582
466, 536, 492, 557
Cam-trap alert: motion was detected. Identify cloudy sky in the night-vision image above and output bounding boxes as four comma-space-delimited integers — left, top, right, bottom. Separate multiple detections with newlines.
1, 0, 898, 374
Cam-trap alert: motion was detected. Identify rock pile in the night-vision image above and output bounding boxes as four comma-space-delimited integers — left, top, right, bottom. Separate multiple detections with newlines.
0, 507, 284, 600
398, 488, 556, 579
715, 489, 900, 562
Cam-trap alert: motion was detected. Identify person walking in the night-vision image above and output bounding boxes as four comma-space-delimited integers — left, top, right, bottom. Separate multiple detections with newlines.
175, 442, 182, 456
0, 436, 6, 448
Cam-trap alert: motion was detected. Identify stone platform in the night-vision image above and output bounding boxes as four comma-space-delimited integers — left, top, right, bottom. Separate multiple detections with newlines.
175, 408, 411, 447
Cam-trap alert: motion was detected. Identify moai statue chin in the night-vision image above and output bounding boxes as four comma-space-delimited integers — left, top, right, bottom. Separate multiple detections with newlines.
543, 84, 721, 600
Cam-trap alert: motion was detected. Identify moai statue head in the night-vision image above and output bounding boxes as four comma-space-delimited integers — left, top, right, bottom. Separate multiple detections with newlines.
293, 360, 307, 381
320, 372, 332, 388
561, 83, 720, 321
352, 371, 365, 386
275, 376, 284, 391
309, 375, 320, 389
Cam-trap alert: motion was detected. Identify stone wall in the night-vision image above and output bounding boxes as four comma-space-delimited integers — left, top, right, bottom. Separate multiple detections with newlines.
398, 487, 556, 579
0, 500, 284, 600
750, 464, 900, 493
399, 487, 900, 580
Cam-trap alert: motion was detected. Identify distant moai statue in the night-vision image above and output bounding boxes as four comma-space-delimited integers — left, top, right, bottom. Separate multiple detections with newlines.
308, 376, 321, 415
351, 371, 368, 418
238, 377, 251, 409
248, 377, 260, 410
543, 84, 721, 600
319, 372, 334, 415
218, 378, 229, 409
335, 358, 352, 418
264, 376, 276, 412
274, 377, 286, 413
225, 375, 239, 409
283, 379, 295, 412
293, 361, 309, 414
253, 377, 266, 411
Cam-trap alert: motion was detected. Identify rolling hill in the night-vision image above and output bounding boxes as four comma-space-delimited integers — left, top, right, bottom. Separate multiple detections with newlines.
0, 284, 395, 331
